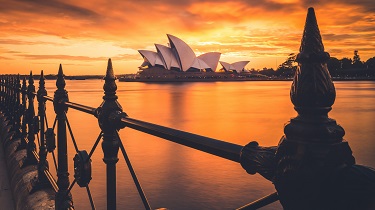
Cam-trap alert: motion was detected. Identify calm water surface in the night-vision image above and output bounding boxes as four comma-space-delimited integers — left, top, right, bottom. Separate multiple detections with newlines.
43, 80, 375, 210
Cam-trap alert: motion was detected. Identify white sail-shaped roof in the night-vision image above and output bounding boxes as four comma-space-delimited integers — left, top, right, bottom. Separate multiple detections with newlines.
191, 58, 211, 70
231, 61, 249, 72
138, 50, 165, 68
198, 52, 221, 71
220, 61, 249, 72
167, 34, 196, 71
155, 44, 180, 70
219, 61, 231, 71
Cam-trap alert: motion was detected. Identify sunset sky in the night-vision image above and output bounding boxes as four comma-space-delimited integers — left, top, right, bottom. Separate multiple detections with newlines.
0, 0, 374, 75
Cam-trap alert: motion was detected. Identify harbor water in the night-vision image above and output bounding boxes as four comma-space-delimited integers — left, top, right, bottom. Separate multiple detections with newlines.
43, 80, 375, 209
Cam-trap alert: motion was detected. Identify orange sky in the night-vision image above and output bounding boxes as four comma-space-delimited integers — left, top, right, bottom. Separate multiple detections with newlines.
0, 0, 374, 75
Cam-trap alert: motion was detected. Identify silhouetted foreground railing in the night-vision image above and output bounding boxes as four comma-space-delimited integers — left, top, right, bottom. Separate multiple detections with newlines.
0, 7, 374, 210
0, 63, 259, 210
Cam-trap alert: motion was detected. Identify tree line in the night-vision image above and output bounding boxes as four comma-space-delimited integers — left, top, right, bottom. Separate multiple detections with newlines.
255, 51, 375, 78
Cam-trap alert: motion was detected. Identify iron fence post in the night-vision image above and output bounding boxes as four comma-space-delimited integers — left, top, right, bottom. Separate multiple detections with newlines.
0, 76, 2, 107
8, 76, 14, 126
14, 74, 22, 139
5, 76, 9, 115
54, 64, 73, 209
239, 7, 375, 209
97, 59, 124, 210
37, 70, 49, 183
18, 77, 28, 150
25, 71, 37, 164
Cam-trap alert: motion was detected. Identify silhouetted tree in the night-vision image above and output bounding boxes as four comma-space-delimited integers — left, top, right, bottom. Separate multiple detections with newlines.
276, 53, 297, 77
327, 57, 340, 76
259, 68, 277, 77
365, 57, 375, 75
340, 57, 352, 69
352, 50, 364, 68
365, 57, 375, 69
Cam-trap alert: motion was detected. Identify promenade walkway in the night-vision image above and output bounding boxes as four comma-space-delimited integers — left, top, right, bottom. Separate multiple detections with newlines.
0, 141, 14, 210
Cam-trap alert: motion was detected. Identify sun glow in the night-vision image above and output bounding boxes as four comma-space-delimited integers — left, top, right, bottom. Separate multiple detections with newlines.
0, 1, 373, 75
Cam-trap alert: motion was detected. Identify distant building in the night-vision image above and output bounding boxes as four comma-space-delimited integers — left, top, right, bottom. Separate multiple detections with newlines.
219, 61, 250, 73
138, 34, 249, 72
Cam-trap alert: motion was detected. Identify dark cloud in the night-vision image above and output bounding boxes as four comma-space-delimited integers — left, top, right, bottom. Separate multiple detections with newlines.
15, 54, 108, 61
0, 0, 100, 19
323, 33, 362, 41
15, 53, 144, 63
5, 50, 23, 54
0, 56, 12, 60
32, 62, 93, 66
0, 39, 67, 46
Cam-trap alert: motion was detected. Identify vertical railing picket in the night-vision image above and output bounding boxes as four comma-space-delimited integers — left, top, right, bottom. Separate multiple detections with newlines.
8, 76, 13, 124
25, 71, 38, 165
97, 59, 124, 210
54, 64, 72, 209
37, 70, 49, 184
18, 77, 28, 150
14, 74, 22, 139
0, 76, 2, 107
5, 76, 9, 116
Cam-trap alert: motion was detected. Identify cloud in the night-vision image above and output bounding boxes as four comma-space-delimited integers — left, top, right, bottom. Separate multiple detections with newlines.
15, 54, 108, 61
0, 0, 99, 19
0, 56, 12, 60
0, 0, 374, 73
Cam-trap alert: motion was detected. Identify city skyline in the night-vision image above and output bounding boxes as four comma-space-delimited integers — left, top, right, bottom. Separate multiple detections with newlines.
0, 0, 374, 75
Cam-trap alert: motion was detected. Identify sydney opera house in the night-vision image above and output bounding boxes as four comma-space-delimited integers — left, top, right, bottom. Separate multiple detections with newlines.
138, 34, 249, 73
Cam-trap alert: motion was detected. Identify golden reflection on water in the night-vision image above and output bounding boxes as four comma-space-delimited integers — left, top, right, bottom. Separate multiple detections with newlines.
42, 80, 375, 209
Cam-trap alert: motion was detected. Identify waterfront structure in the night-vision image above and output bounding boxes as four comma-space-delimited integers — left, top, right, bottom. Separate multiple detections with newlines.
219, 61, 250, 73
138, 34, 248, 72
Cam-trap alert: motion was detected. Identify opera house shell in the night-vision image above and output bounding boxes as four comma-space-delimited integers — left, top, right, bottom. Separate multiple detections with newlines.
138, 34, 249, 73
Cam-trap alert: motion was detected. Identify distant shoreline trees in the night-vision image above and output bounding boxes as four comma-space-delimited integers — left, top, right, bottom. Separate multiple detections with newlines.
255, 51, 375, 78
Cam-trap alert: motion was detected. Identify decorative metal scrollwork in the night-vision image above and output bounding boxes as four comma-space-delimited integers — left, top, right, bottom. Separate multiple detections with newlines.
74, 150, 92, 187
45, 128, 56, 152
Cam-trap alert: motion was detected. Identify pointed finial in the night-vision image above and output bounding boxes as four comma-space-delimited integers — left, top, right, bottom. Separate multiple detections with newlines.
105, 58, 115, 79
16, 74, 21, 90
58, 64, 63, 75
56, 64, 66, 90
298, 7, 325, 56
39, 70, 45, 89
28, 71, 34, 86
103, 58, 117, 100
291, 7, 335, 113
22, 77, 27, 92
38, 70, 47, 103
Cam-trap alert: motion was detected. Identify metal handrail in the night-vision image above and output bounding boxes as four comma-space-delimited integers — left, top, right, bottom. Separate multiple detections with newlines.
44, 96, 243, 163
120, 117, 242, 162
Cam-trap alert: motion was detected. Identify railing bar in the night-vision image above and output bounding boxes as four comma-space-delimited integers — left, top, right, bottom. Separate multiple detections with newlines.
116, 132, 152, 210
41, 96, 242, 162
87, 131, 103, 161
65, 114, 79, 153
236, 192, 279, 210
44, 96, 53, 101
64, 179, 77, 201
65, 101, 96, 115
45, 96, 96, 115
44, 169, 59, 192
52, 116, 57, 130
52, 150, 58, 171
120, 117, 242, 163
86, 185, 96, 210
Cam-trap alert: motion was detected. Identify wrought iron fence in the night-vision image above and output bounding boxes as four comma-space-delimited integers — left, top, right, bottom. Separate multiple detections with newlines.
0, 59, 279, 209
